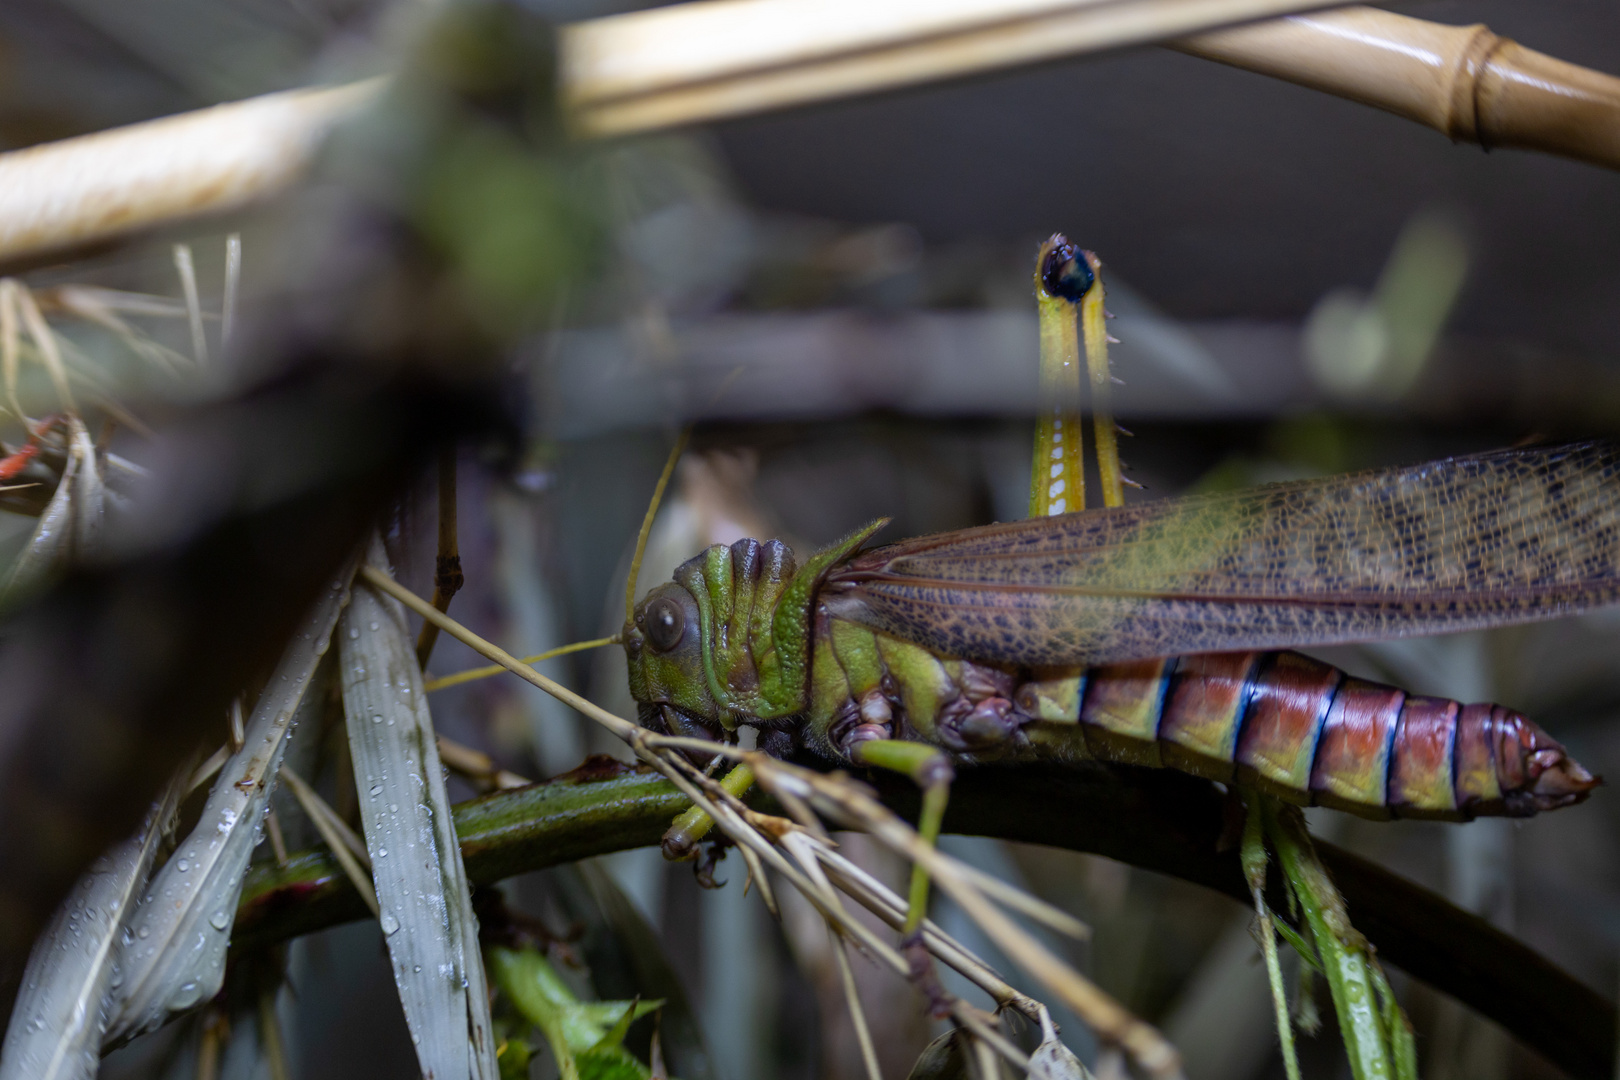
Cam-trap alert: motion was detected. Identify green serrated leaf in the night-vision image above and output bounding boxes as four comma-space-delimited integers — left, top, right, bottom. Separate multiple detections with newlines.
497, 1036, 532, 1080
579, 1043, 650, 1080
490, 946, 668, 1080
579, 1000, 664, 1036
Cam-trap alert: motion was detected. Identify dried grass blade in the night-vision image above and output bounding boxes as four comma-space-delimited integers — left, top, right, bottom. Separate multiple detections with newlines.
278, 766, 379, 917
103, 570, 352, 1045
341, 538, 497, 1080
46, 287, 188, 375
5, 432, 78, 593
64, 418, 102, 555
42, 285, 190, 320
172, 244, 208, 366
187, 745, 230, 795
222, 235, 241, 347
1028, 1006, 1095, 1079
0, 781, 180, 1080
0, 281, 20, 419
945, 857, 1089, 941
830, 928, 884, 1080
14, 284, 75, 412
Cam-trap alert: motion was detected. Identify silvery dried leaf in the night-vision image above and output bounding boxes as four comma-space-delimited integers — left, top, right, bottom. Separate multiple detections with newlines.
102, 569, 353, 1045
341, 537, 497, 1080
0, 782, 179, 1080
5, 418, 105, 596
5, 430, 78, 594
1028, 1007, 1094, 1080
907, 1030, 968, 1080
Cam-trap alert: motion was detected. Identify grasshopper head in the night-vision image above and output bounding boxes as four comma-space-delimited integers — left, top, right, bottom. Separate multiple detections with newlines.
625, 524, 888, 752
624, 580, 726, 744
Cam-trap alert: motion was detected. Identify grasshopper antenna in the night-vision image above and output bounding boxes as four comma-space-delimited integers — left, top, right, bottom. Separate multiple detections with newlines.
625, 427, 691, 625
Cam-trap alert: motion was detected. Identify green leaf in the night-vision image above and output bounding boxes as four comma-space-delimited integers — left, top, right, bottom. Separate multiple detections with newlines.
578, 1043, 652, 1080
580, 1000, 664, 1037
497, 1036, 532, 1080
490, 945, 668, 1080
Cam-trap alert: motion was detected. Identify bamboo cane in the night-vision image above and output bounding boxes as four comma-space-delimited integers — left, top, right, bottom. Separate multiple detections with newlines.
1169, 7, 1620, 169
0, 2, 1618, 268
562, 0, 1350, 136
0, 82, 381, 270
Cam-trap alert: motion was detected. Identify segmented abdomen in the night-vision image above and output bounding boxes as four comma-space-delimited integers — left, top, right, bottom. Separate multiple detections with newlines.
1015, 651, 1594, 820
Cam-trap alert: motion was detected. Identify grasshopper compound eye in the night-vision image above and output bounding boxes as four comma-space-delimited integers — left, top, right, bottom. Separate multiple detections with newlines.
644, 596, 686, 652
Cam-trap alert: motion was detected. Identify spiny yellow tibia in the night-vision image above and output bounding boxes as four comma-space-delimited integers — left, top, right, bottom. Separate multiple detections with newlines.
1030, 235, 1092, 519
1080, 249, 1125, 508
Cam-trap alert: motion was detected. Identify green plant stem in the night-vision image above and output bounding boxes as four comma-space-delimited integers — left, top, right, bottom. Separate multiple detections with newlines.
1369, 960, 1420, 1080
1241, 797, 1301, 1080
489, 947, 582, 1080
1264, 800, 1393, 1080
229, 764, 1612, 1080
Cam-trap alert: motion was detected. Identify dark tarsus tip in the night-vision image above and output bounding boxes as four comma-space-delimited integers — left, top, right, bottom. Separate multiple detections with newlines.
1040, 234, 1095, 302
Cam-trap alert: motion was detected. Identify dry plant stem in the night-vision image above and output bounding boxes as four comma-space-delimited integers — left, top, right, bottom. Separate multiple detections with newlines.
436, 734, 530, 791
780, 834, 883, 1079
735, 833, 779, 917
620, 725, 1040, 1074
258, 987, 290, 1080
759, 812, 1030, 1072
815, 849, 1040, 1013
872, 847, 1086, 943
360, 566, 639, 741
265, 809, 290, 868
952, 1007, 1030, 1072
279, 766, 369, 865
422, 636, 619, 693
222, 234, 241, 346
626, 427, 690, 624
1080, 251, 1124, 508
172, 244, 207, 366
781, 757, 1180, 1077
415, 446, 463, 669
187, 746, 230, 795
196, 1013, 223, 1080
0, 282, 21, 419
835, 939, 887, 1080
13, 283, 75, 413
278, 766, 379, 917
